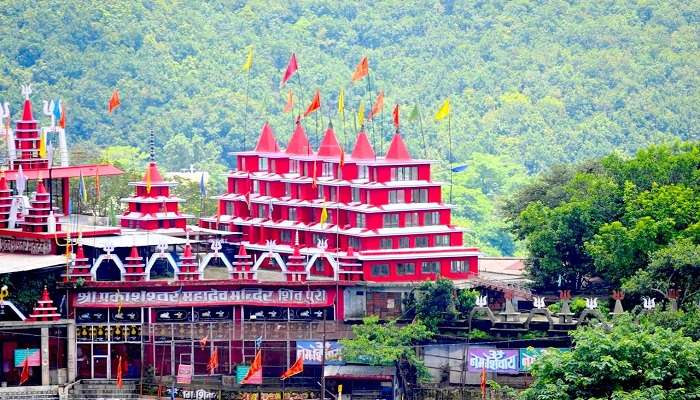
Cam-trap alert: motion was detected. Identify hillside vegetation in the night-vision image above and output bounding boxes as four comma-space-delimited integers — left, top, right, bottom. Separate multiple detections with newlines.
0, 0, 698, 255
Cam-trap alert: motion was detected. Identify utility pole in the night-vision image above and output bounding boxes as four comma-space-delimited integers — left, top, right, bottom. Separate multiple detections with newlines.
320, 309, 327, 400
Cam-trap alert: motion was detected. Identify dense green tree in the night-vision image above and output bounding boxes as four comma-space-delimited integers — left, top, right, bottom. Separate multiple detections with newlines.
339, 316, 434, 383
0, 0, 697, 255
521, 316, 700, 400
509, 142, 700, 296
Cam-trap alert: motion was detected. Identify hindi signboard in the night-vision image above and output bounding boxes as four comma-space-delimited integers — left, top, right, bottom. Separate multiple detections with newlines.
176, 364, 193, 384
296, 341, 344, 365
74, 288, 334, 308
519, 347, 569, 371
467, 347, 519, 374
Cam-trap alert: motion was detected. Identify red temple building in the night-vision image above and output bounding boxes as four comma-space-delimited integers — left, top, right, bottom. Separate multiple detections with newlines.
0, 91, 483, 394
200, 121, 479, 282
0, 86, 122, 246
118, 159, 191, 231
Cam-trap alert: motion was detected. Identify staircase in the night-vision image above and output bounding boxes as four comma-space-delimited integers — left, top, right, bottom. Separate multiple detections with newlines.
0, 386, 59, 400
67, 380, 139, 400
465, 277, 533, 300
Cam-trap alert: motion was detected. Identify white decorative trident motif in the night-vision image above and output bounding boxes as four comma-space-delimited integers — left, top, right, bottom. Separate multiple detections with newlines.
642, 296, 656, 310
156, 242, 168, 257
476, 295, 488, 307
210, 239, 222, 254
104, 243, 115, 257
21, 84, 32, 100
585, 297, 598, 310
316, 238, 328, 252
533, 296, 546, 309
265, 239, 276, 255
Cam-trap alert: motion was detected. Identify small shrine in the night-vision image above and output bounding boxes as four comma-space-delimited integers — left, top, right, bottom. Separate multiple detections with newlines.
27, 287, 61, 322
119, 134, 192, 231
18, 179, 63, 233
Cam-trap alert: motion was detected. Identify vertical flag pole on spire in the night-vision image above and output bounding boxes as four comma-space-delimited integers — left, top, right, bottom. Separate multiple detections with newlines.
242, 45, 255, 150
366, 73, 375, 152
448, 112, 453, 204
418, 106, 427, 159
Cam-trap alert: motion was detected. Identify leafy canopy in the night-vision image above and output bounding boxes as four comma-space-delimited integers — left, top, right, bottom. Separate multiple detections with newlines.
521, 314, 700, 400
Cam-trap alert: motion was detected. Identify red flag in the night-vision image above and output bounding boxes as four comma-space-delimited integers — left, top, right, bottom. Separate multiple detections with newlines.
108, 90, 121, 113
116, 356, 124, 388
241, 350, 262, 384
480, 366, 487, 399
392, 104, 399, 129
304, 90, 321, 117
280, 53, 298, 88
370, 91, 384, 120
19, 357, 29, 385
208, 345, 219, 375
199, 335, 208, 350
351, 56, 369, 82
58, 105, 66, 129
280, 355, 304, 380
339, 148, 345, 169
284, 90, 294, 113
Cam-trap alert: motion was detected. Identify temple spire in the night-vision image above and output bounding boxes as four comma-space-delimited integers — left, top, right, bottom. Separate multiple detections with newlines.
148, 129, 155, 162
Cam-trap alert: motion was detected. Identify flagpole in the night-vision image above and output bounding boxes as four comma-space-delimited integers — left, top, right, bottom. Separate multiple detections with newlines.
418, 106, 427, 158
243, 67, 251, 150
295, 73, 305, 122
448, 112, 453, 204
341, 105, 347, 151
366, 73, 375, 152
380, 94, 386, 154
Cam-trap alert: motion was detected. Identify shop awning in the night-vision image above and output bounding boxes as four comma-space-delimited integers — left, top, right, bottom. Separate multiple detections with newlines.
0, 254, 66, 274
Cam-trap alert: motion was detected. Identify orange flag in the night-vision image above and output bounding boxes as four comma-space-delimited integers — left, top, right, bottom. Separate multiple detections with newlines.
116, 356, 124, 388
280, 355, 304, 380
108, 90, 121, 113
480, 366, 487, 399
284, 90, 294, 113
304, 90, 321, 117
208, 345, 219, 375
19, 357, 29, 385
351, 56, 369, 82
311, 161, 317, 188
370, 91, 384, 120
58, 104, 66, 129
392, 104, 399, 129
241, 350, 262, 384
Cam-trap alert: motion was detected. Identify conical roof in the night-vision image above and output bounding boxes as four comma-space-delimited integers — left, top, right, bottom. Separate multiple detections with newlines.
351, 131, 376, 160
385, 133, 411, 160
317, 124, 342, 158
21, 99, 35, 121
143, 162, 164, 183
254, 122, 280, 153
286, 122, 311, 155
36, 179, 47, 194
129, 246, 140, 260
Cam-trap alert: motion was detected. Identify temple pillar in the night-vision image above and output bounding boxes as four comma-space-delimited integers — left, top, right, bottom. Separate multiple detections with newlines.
61, 177, 70, 215
67, 322, 76, 382
41, 327, 50, 385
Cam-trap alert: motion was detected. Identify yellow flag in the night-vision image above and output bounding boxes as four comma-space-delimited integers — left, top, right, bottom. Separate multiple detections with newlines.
319, 206, 328, 225
357, 101, 365, 127
338, 89, 345, 115
145, 166, 152, 194
242, 46, 253, 72
39, 131, 47, 158
434, 99, 450, 121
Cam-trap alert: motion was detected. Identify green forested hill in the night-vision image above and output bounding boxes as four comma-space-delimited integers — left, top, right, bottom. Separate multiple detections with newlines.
0, 0, 697, 255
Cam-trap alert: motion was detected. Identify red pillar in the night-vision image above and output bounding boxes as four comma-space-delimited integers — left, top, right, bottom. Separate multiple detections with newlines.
61, 177, 70, 215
